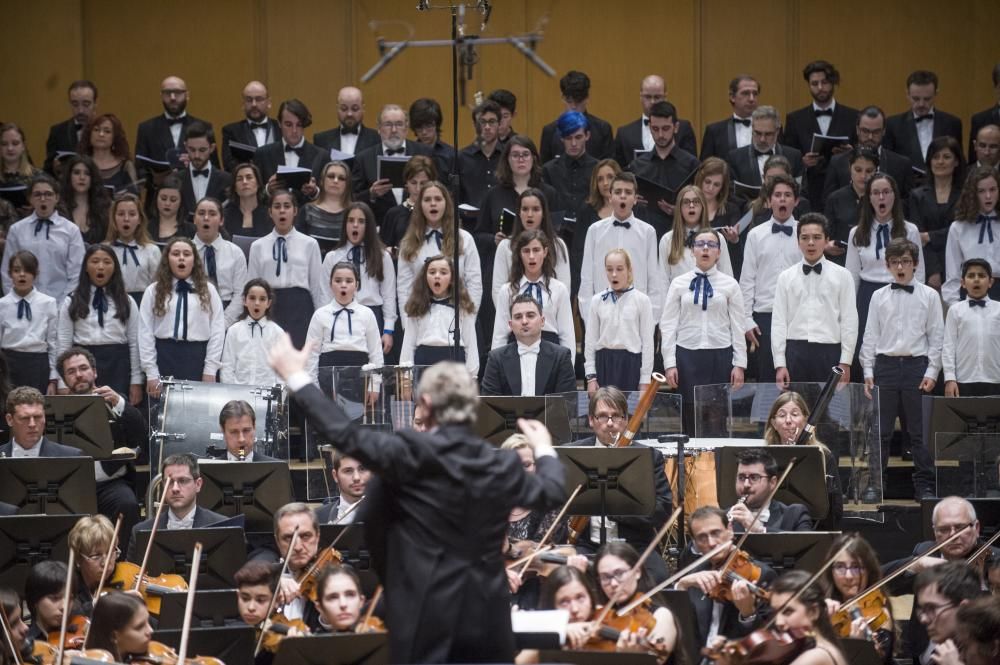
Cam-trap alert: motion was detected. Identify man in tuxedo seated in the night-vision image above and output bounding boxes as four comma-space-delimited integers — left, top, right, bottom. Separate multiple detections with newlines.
726, 105, 803, 189
215, 399, 278, 462
823, 105, 914, 202
481, 294, 576, 396
178, 121, 232, 218
781, 60, 859, 208
969, 63, 1000, 162
253, 98, 321, 206
726, 449, 812, 532
701, 75, 760, 160
135, 75, 218, 180
315, 450, 370, 525
220, 80, 279, 172
0, 387, 81, 458
971, 124, 1000, 170
538, 70, 614, 163
542, 110, 598, 218
313, 86, 380, 158
126, 452, 227, 562
44, 79, 98, 175
488, 88, 518, 146
568, 386, 672, 582
884, 70, 963, 173
409, 97, 456, 181
614, 74, 697, 166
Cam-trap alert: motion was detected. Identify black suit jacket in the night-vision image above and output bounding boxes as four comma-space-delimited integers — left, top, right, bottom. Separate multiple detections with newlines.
884, 110, 963, 168
539, 111, 614, 164
731, 499, 814, 532
351, 141, 433, 223
0, 438, 82, 458
134, 114, 219, 177
178, 167, 233, 219
969, 105, 1000, 162
823, 146, 914, 202
782, 103, 859, 206
44, 118, 81, 174
726, 143, 803, 187
220, 117, 280, 172
314, 497, 340, 525
313, 125, 381, 156
125, 505, 228, 562
480, 341, 576, 396
253, 140, 325, 207
613, 117, 697, 167
292, 382, 565, 663
701, 117, 746, 160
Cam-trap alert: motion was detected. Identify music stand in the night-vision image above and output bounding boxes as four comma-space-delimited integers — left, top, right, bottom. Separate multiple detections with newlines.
716, 446, 829, 520
196, 461, 292, 533
556, 447, 655, 545
133, 526, 246, 589
0, 458, 97, 514
157, 589, 240, 629
657, 589, 701, 665
743, 532, 841, 574
921, 497, 1000, 541
475, 396, 547, 445
840, 637, 882, 665
319, 524, 379, 596
0, 514, 79, 593
153, 625, 255, 665
43, 395, 115, 459
537, 651, 656, 665
274, 633, 389, 665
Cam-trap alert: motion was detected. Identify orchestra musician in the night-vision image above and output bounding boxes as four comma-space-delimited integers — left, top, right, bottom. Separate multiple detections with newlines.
67, 512, 117, 617
269, 502, 323, 631
312, 564, 374, 634
0, 588, 30, 665
81, 590, 153, 661
215, 399, 279, 462
726, 449, 813, 533
764, 570, 848, 665
314, 451, 370, 525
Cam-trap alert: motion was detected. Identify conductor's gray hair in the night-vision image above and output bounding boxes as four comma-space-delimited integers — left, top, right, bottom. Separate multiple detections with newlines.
415, 362, 479, 425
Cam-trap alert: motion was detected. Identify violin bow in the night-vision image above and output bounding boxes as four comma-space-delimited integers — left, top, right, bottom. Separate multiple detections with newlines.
617, 542, 729, 615
332, 495, 366, 525
176, 541, 203, 665
761, 536, 857, 631
137, 477, 175, 597
82, 513, 123, 647
54, 547, 77, 665
966, 525, 1000, 567
359, 586, 383, 633
514, 483, 583, 577
255, 525, 300, 657
0, 602, 20, 664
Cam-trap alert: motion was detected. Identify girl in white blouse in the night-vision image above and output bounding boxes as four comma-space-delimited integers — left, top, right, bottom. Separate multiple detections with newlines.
658, 185, 733, 285
220, 278, 284, 386
104, 193, 161, 304
0, 250, 58, 394
942, 165, 1000, 305
492, 188, 571, 303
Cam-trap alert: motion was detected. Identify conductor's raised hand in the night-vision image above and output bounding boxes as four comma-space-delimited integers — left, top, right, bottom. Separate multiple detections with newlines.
517, 418, 554, 455
268, 333, 314, 381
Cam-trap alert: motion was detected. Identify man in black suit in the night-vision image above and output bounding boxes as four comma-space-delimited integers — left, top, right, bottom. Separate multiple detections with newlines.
268, 336, 566, 664
823, 105, 914, 202
539, 70, 614, 164
969, 63, 1000, 162
409, 97, 457, 180
781, 61, 859, 208
253, 98, 322, 206
314, 450, 370, 525
126, 452, 227, 562
44, 79, 98, 175
542, 110, 598, 216
351, 104, 433, 224
1, 386, 81, 458
215, 400, 278, 462
971, 123, 1000, 170
884, 70, 963, 172
313, 86, 380, 158
220, 80, 280, 173
481, 294, 576, 396
701, 75, 760, 160
178, 122, 232, 217
458, 100, 502, 211
135, 76, 218, 179
726, 449, 813, 532
726, 106, 803, 188
488, 89, 518, 146
614, 74, 697, 166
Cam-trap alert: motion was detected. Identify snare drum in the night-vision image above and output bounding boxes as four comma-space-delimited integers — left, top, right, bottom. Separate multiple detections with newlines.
663, 449, 719, 514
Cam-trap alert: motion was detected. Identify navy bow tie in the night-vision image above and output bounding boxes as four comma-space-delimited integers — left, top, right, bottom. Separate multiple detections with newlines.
613, 220, 631, 229
814, 108, 833, 117
689, 273, 713, 311
771, 223, 792, 236
602, 286, 634, 303
803, 262, 823, 275
341, 125, 359, 135
522, 281, 544, 306
347, 244, 365, 267
685, 230, 697, 248
969, 298, 987, 308
284, 144, 304, 157
331, 307, 354, 339
173, 280, 192, 340
426, 229, 443, 249
385, 148, 404, 156
249, 320, 263, 337
34, 218, 52, 238
16, 298, 31, 321
273, 236, 288, 276
891, 283, 914, 293
203, 244, 217, 282
734, 117, 751, 127
192, 168, 209, 178
114, 240, 140, 267
92, 287, 108, 327
914, 114, 934, 123
977, 214, 997, 244
875, 223, 891, 259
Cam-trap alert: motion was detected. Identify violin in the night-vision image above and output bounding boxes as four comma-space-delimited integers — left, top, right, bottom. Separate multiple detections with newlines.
47, 615, 90, 650
296, 547, 344, 602
709, 549, 771, 604
830, 589, 890, 640
129, 640, 225, 665
355, 586, 386, 634
104, 561, 188, 616
257, 614, 310, 654
702, 627, 816, 665
508, 540, 578, 579
586, 595, 663, 654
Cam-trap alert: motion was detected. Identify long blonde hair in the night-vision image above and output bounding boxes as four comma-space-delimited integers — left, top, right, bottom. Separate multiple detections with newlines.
667, 185, 710, 266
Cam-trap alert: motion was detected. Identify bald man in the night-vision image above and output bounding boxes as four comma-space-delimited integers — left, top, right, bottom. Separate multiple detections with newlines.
613, 74, 697, 166
220, 80, 280, 172
313, 86, 380, 158
135, 75, 218, 179
972, 124, 1000, 170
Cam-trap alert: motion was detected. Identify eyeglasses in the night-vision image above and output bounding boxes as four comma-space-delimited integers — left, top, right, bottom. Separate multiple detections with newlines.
479, 118, 499, 127
381, 121, 406, 130
680, 198, 702, 206
888, 259, 914, 267
594, 414, 625, 425
736, 473, 767, 484
831, 563, 863, 576
509, 151, 533, 161
81, 548, 120, 563
932, 522, 974, 538
916, 601, 955, 622
170, 476, 196, 487
31, 191, 56, 199
598, 568, 632, 585
692, 240, 720, 249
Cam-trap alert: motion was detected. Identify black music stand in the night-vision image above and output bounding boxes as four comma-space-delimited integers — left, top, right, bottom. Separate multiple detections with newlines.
43, 395, 115, 459
274, 633, 389, 665
556, 447, 655, 545
743, 532, 841, 574
133, 526, 246, 589
153, 625, 255, 664
840, 637, 882, 665
196, 461, 292, 533
0, 457, 97, 514
921, 497, 1000, 541
475, 396, 547, 445
716, 446, 829, 520
157, 589, 240, 629
319, 524, 379, 596
0, 514, 78, 593
537, 651, 656, 665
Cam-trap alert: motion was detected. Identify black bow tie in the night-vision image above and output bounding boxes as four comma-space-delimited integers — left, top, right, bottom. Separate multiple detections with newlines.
613, 220, 631, 229
192, 168, 209, 178
914, 114, 934, 123
813, 108, 833, 117
754, 148, 774, 158
733, 117, 751, 127
891, 283, 914, 293
166, 116, 185, 126
771, 223, 792, 236
643, 118, 650, 126
249, 121, 268, 129
341, 125, 359, 135
285, 144, 304, 156
385, 148, 404, 156
969, 298, 987, 308
802, 262, 823, 275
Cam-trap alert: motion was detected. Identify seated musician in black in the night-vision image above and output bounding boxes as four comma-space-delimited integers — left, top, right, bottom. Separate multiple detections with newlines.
215, 399, 279, 462
269, 502, 323, 631
312, 564, 374, 634
24, 560, 72, 645
726, 449, 813, 533
235, 559, 306, 665
568, 386, 672, 583
68, 514, 117, 617
315, 450, 370, 525
675, 506, 775, 647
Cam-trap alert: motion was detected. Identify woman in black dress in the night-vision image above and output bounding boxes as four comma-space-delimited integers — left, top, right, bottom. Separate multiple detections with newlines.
906, 136, 965, 289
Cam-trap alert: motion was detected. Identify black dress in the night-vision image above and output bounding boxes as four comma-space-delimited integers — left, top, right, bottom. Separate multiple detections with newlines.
223, 201, 272, 238
906, 184, 960, 280
146, 216, 196, 246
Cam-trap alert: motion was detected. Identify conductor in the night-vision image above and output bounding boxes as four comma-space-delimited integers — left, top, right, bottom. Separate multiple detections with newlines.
268, 334, 566, 664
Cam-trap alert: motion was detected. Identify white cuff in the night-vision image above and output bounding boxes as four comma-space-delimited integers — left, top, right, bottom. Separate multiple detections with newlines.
287, 371, 313, 392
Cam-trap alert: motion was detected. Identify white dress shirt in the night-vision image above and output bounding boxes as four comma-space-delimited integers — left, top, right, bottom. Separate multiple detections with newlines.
322, 245, 398, 332
282, 140, 304, 169
399, 302, 479, 377
337, 495, 362, 524
1, 212, 84, 300
166, 113, 186, 147
305, 300, 384, 382
492, 237, 571, 305
771, 258, 859, 368
56, 289, 143, 386
138, 279, 226, 378
733, 115, 752, 148
579, 214, 664, 322
517, 341, 539, 396
190, 163, 211, 202
942, 297, 1000, 383
658, 229, 734, 286
860, 280, 944, 380
492, 277, 575, 361
915, 110, 934, 160
167, 507, 195, 530
220, 317, 285, 385
641, 115, 654, 152
9, 440, 41, 458
339, 130, 359, 156
813, 101, 836, 136
194, 235, 248, 326
739, 217, 803, 329
660, 267, 747, 370
116, 241, 162, 294
250, 119, 270, 148
942, 217, 1000, 305
396, 228, 482, 327
845, 221, 925, 288
0, 289, 59, 380
584, 287, 654, 384
247, 229, 328, 309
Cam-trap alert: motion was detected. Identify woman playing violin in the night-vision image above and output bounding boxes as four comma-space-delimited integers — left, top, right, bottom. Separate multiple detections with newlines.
502, 435, 568, 545
0, 588, 30, 665
769, 571, 848, 665
24, 562, 73, 646
67, 515, 117, 616
83, 591, 153, 662
313, 565, 374, 634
